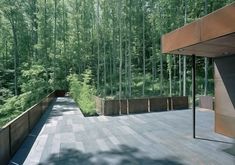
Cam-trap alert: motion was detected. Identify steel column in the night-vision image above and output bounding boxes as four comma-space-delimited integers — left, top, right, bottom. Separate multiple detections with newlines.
192, 54, 196, 138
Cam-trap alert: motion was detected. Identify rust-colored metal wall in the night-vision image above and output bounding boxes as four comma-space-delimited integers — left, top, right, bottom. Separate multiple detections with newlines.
104, 100, 120, 116
0, 91, 55, 165
29, 103, 42, 130
128, 99, 148, 114
161, 3, 235, 57
95, 96, 188, 116
214, 56, 235, 138
10, 112, 29, 155
149, 97, 169, 112
171, 96, 189, 110
0, 127, 10, 165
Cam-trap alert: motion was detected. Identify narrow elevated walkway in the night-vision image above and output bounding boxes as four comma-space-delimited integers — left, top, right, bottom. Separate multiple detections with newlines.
10, 97, 234, 165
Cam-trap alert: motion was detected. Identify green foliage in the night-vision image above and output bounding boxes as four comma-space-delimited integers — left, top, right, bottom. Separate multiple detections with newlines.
0, 0, 228, 125
20, 64, 51, 102
0, 64, 51, 127
0, 92, 31, 127
67, 69, 96, 116
0, 88, 13, 105
67, 73, 81, 102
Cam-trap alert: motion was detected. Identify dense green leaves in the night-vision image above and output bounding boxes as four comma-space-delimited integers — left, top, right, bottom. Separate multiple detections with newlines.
20, 64, 51, 101
67, 69, 96, 116
0, 92, 31, 126
0, 0, 233, 123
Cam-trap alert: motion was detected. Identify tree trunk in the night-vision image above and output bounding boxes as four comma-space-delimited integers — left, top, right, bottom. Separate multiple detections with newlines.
183, 0, 187, 96
53, 0, 57, 88
179, 55, 182, 96
111, 6, 115, 96
159, 6, 163, 96
128, 0, 132, 97
109, 44, 113, 96
142, 0, 145, 96
11, 20, 19, 96
97, 0, 100, 93
119, 0, 122, 114
173, 55, 176, 95
167, 55, 172, 96
204, 0, 208, 95
183, 56, 186, 96
103, 41, 106, 97
124, 11, 128, 97
5, 40, 8, 69
44, 0, 48, 59
31, 0, 38, 59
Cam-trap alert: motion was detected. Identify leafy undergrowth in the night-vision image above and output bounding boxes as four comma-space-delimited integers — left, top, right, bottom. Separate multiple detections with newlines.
67, 69, 97, 116
0, 92, 32, 127
0, 65, 51, 127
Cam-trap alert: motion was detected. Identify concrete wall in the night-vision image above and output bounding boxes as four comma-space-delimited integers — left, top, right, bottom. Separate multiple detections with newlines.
214, 56, 235, 138
95, 96, 103, 115
199, 96, 214, 110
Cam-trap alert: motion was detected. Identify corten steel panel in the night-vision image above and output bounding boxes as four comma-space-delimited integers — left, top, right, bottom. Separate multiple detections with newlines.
169, 33, 235, 57
104, 100, 119, 116
149, 97, 168, 112
55, 90, 66, 97
214, 56, 235, 138
215, 113, 235, 138
162, 21, 201, 53
215, 79, 235, 117
29, 103, 42, 130
48, 91, 55, 100
171, 96, 189, 110
170, 47, 219, 57
121, 100, 128, 114
0, 127, 10, 165
206, 33, 235, 48
214, 57, 235, 117
10, 112, 29, 155
48, 96, 53, 104
162, 2, 235, 57
183, 41, 235, 56
201, 3, 235, 42
199, 96, 214, 110
128, 99, 148, 114
41, 98, 48, 113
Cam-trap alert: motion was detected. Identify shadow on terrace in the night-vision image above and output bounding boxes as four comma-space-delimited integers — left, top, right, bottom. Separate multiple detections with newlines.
38, 145, 184, 165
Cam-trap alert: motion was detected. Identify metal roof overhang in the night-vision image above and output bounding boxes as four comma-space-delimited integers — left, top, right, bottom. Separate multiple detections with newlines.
161, 2, 235, 57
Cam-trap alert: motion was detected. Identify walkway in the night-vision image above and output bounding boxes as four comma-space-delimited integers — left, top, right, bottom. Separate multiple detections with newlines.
10, 97, 235, 165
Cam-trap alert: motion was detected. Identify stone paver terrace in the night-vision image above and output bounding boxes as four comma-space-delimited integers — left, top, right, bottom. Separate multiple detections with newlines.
10, 97, 235, 165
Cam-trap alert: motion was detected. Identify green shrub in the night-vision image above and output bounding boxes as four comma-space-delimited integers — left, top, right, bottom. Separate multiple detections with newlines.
0, 88, 13, 105
0, 92, 31, 127
67, 69, 96, 116
21, 64, 50, 101
0, 64, 52, 127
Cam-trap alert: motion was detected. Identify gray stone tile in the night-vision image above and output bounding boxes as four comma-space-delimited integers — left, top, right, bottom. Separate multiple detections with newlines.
10, 97, 235, 165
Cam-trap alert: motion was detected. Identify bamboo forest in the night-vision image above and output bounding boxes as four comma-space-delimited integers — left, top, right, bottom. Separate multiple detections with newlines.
0, 0, 234, 124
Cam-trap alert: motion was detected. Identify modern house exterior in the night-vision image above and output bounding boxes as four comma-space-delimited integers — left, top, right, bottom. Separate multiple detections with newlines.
161, 2, 235, 138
